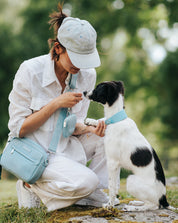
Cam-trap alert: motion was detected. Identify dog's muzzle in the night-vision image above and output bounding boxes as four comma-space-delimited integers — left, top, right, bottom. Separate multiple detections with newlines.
83, 90, 92, 99
83, 91, 87, 97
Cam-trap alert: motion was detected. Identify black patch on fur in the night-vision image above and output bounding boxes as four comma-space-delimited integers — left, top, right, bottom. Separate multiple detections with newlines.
159, 195, 169, 208
152, 148, 166, 185
107, 84, 119, 106
88, 84, 108, 104
130, 147, 152, 167
88, 81, 124, 107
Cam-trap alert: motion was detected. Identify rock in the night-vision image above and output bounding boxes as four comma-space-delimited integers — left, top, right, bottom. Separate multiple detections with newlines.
166, 177, 178, 186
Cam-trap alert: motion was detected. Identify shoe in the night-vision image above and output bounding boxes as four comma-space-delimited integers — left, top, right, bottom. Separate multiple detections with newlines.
76, 189, 120, 207
16, 180, 41, 209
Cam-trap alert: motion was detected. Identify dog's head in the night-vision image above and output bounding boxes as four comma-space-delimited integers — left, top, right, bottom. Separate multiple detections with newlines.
84, 81, 124, 107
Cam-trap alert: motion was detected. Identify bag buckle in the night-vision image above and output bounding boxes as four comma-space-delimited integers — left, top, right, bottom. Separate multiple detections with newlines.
63, 121, 67, 128
44, 159, 49, 167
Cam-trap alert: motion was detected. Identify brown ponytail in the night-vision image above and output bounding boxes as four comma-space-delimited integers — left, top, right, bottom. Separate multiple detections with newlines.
48, 3, 67, 60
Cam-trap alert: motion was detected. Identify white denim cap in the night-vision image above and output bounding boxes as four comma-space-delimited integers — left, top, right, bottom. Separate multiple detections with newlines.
57, 17, 101, 69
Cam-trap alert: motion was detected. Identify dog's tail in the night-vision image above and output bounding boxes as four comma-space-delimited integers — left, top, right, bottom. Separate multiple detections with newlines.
159, 195, 169, 208
159, 195, 177, 210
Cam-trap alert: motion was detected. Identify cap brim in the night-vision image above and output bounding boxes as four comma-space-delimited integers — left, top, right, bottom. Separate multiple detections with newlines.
67, 48, 101, 69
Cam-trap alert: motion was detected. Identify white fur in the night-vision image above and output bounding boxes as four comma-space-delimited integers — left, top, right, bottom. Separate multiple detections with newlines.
85, 118, 98, 127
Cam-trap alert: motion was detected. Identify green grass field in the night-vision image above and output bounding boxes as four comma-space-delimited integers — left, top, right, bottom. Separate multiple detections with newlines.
0, 179, 177, 223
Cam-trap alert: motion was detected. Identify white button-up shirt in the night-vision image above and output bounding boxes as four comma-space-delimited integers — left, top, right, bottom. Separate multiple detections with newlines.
8, 54, 96, 164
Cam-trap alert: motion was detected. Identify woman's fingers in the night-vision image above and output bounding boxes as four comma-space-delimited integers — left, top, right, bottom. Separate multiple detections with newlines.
95, 121, 106, 137
58, 92, 83, 107
73, 93, 83, 103
74, 92, 83, 97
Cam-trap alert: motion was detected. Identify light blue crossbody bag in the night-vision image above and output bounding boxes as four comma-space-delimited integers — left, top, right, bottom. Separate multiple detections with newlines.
0, 74, 78, 184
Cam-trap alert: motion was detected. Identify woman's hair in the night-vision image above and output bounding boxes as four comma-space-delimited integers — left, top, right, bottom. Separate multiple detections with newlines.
48, 3, 67, 60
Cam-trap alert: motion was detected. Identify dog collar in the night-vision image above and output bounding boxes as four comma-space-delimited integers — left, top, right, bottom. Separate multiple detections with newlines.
105, 109, 127, 125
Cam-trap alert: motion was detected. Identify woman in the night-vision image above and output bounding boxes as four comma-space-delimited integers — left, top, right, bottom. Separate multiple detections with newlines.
8, 4, 111, 212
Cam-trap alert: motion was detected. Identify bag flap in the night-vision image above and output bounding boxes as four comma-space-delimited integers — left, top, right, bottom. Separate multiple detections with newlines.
3, 138, 47, 165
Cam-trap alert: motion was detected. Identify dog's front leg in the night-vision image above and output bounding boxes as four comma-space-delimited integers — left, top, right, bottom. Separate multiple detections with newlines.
104, 159, 120, 208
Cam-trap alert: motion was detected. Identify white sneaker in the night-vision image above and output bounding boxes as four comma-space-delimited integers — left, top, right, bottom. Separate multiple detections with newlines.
16, 180, 41, 209
76, 189, 120, 207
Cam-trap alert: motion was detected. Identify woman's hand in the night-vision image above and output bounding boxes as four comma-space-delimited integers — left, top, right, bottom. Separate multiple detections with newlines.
87, 121, 106, 137
73, 121, 106, 137
56, 92, 83, 108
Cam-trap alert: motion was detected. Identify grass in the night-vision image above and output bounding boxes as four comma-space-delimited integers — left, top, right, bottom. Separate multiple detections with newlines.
0, 179, 177, 223
0, 180, 17, 206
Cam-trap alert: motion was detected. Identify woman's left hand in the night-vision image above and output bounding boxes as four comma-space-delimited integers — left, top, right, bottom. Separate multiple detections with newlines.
88, 120, 106, 137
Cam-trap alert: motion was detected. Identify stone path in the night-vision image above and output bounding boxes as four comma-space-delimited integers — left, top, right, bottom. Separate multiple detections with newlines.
69, 207, 178, 223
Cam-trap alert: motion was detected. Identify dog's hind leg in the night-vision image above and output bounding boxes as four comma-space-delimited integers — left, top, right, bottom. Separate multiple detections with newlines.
125, 175, 159, 211
104, 160, 120, 208
123, 201, 158, 211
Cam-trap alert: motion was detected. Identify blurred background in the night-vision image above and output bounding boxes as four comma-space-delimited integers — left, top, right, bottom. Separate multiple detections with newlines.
0, 0, 177, 177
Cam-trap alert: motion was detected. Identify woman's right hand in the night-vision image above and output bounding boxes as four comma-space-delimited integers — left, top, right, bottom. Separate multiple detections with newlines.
56, 92, 83, 108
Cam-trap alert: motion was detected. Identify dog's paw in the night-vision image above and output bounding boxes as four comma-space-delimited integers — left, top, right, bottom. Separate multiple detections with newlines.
114, 197, 120, 206
122, 204, 158, 212
84, 118, 98, 126
122, 204, 140, 212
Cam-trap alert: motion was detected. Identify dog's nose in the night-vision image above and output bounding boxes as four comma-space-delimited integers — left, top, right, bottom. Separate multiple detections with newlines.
83, 91, 87, 96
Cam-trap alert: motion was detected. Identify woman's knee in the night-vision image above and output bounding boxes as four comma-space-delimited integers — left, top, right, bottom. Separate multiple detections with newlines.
75, 169, 99, 196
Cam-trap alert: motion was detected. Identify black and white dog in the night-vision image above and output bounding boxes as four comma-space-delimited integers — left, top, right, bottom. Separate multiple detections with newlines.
84, 81, 172, 211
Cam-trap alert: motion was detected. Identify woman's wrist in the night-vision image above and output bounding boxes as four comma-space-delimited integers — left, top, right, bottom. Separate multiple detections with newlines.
51, 97, 62, 111
73, 123, 91, 135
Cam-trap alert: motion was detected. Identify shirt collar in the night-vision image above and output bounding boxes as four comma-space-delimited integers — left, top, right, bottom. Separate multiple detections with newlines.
42, 54, 72, 89
42, 54, 57, 87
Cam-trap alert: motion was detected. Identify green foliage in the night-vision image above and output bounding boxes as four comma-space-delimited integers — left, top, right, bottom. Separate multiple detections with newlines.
148, 0, 178, 25
17, 1, 56, 58
0, 24, 15, 143
156, 50, 178, 140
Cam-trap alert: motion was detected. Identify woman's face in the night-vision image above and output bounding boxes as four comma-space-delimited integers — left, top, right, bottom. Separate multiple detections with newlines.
58, 49, 80, 74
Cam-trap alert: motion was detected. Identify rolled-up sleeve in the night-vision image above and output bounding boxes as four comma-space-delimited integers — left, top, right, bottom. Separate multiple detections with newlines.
8, 62, 32, 138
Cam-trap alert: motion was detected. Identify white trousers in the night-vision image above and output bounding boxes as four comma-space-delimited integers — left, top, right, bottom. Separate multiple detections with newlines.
30, 133, 108, 212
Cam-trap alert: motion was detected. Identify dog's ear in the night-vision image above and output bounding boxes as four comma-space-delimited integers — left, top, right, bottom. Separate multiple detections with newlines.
106, 83, 123, 106
106, 85, 117, 106
114, 81, 124, 95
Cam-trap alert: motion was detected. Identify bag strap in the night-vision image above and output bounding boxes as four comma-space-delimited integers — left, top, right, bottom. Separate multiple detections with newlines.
69, 73, 78, 90
48, 73, 78, 153
48, 108, 67, 153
